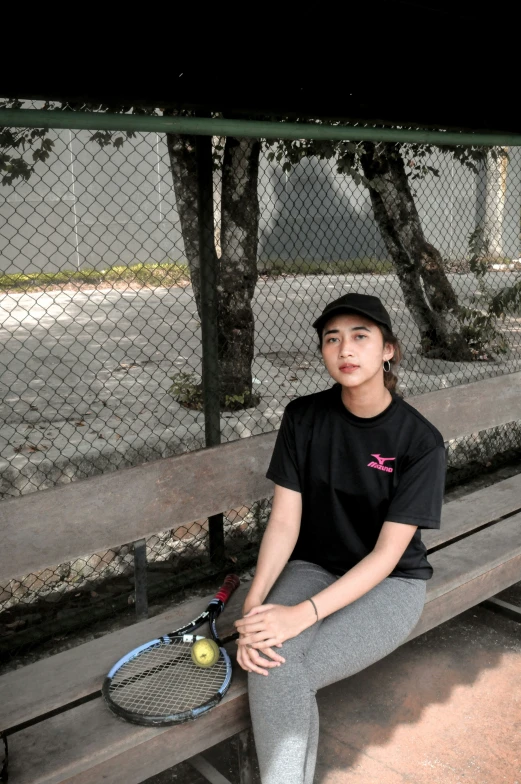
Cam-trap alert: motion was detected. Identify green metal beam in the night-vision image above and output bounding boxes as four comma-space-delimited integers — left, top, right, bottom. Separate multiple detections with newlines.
1, 108, 521, 146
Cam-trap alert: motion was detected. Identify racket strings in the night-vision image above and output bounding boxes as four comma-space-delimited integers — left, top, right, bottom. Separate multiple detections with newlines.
110, 655, 181, 691
108, 639, 228, 717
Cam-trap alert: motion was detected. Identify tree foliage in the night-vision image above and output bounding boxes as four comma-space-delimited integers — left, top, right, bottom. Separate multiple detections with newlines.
0, 97, 160, 185
266, 128, 517, 360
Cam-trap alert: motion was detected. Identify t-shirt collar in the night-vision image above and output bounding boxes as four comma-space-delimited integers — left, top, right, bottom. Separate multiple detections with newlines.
331, 384, 398, 428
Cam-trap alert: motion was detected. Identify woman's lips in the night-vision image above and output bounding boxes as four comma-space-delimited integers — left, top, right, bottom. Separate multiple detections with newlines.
339, 364, 360, 373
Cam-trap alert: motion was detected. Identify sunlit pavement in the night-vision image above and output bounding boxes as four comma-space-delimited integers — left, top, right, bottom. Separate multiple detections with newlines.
2, 274, 521, 497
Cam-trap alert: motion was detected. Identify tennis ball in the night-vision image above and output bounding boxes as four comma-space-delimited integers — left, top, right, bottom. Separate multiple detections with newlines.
191, 638, 220, 668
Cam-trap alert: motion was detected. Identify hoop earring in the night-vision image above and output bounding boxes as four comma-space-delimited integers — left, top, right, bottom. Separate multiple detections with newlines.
383, 360, 391, 373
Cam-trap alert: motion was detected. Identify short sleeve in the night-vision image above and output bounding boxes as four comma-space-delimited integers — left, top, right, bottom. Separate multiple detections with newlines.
386, 443, 446, 529
266, 406, 301, 492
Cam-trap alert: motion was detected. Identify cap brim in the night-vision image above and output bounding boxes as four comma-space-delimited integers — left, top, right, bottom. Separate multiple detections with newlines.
313, 306, 392, 334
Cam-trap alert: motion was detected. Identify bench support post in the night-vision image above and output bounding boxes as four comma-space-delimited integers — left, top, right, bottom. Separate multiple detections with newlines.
133, 538, 148, 620
190, 754, 233, 784
481, 596, 521, 622
236, 727, 255, 784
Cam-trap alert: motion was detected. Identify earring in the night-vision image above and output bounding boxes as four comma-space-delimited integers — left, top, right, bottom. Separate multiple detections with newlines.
383, 360, 391, 372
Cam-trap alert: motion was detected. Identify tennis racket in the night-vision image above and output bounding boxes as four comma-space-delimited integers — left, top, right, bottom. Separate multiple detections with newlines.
102, 574, 240, 726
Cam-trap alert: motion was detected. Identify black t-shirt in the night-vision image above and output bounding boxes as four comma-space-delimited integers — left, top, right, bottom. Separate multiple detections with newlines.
266, 384, 446, 580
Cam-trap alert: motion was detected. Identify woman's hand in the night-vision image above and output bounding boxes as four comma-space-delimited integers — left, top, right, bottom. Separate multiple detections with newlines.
235, 636, 285, 676
236, 603, 313, 647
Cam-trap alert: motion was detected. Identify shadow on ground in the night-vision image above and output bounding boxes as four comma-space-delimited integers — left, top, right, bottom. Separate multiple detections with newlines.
143, 601, 521, 783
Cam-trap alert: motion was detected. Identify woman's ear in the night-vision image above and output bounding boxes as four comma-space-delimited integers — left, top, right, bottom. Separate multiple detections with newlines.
383, 343, 394, 362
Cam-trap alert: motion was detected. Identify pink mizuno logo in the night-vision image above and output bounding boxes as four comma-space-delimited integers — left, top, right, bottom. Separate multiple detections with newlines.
367, 454, 396, 473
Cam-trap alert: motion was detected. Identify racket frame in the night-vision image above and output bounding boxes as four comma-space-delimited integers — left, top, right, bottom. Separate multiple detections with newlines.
102, 576, 239, 726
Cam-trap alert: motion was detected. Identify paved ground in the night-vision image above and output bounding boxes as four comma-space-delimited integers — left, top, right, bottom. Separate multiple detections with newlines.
1, 273, 521, 497
146, 595, 521, 784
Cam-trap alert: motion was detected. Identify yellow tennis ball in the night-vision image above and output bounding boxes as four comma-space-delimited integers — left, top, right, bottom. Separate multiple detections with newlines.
191, 638, 220, 668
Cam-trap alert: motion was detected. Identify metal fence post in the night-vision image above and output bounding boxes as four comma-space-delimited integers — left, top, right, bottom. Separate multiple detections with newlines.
196, 134, 225, 566
133, 538, 148, 620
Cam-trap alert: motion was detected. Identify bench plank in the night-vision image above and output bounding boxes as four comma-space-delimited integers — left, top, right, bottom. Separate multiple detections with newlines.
425, 513, 521, 603
2, 372, 521, 583
7, 512, 521, 784
0, 434, 276, 583
3, 479, 521, 732
8, 671, 249, 784
412, 520, 521, 639
424, 472, 521, 549
407, 370, 521, 441
0, 586, 247, 732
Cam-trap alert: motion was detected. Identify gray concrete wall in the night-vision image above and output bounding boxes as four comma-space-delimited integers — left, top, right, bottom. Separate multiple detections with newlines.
259, 149, 521, 263
0, 128, 184, 275
0, 124, 519, 275
258, 158, 385, 262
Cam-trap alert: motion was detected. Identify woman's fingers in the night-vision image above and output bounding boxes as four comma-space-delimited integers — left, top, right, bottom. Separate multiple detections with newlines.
239, 642, 280, 666
254, 645, 285, 663
238, 652, 267, 675
237, 639, 285, 663
240, 630, 282, 646
243, 604, 274, 617
237, 646, 272, 676
235, 606, 273, 630
234, 620, 268, 635
236, 615, 279, 641
236, 639, 285, 674
249, 637, 280, 650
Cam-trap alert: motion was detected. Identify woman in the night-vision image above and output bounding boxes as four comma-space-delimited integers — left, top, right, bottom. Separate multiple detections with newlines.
234, 292, 446, 784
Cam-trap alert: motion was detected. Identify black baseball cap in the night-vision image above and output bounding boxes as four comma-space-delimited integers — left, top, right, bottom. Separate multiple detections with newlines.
312, 293, 393, 336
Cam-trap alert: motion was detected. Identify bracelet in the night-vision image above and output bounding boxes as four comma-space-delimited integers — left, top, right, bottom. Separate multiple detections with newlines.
307, 597, 319, 622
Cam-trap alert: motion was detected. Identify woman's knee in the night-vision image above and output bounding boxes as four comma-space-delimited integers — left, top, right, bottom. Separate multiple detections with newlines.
247, 630, 311, 691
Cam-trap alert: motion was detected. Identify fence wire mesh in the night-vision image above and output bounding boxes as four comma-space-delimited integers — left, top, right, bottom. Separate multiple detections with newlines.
1, 108, 521, 663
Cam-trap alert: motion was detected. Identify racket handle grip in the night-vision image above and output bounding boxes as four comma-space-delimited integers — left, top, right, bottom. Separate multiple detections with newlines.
214, 574, 240, 605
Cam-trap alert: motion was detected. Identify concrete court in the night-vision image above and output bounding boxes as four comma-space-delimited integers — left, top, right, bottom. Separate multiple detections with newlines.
2, 272, 521, 497
151, 597, 521, 784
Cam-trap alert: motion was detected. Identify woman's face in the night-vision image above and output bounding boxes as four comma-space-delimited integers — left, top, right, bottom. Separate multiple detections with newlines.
320, 313, 394, 391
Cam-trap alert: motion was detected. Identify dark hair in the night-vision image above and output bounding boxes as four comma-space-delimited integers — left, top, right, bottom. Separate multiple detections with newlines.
317, 319, 403, 395
380, 325, 402, 395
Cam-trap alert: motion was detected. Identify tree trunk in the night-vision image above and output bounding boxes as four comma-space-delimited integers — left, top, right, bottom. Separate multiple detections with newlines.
166, 131, 261, 409
360, 142, 474, 360
484, 148, 508, 259
166, 132, 215, 315
219, 136, 261, 405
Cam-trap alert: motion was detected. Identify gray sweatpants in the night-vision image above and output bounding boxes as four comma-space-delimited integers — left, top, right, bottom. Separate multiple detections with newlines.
247, 560, 426, 784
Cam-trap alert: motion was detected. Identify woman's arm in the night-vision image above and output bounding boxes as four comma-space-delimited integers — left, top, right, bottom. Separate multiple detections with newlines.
235, 483, 301, 675
243, 483, 302, 613
305, 519, 418, 619
237, 520, 418, 651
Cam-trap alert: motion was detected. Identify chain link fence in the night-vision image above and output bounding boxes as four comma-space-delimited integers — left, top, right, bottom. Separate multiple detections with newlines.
1, 108, 521, 663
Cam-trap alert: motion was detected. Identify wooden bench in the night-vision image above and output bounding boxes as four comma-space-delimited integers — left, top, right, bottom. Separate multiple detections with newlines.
1, 372, 521, 784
